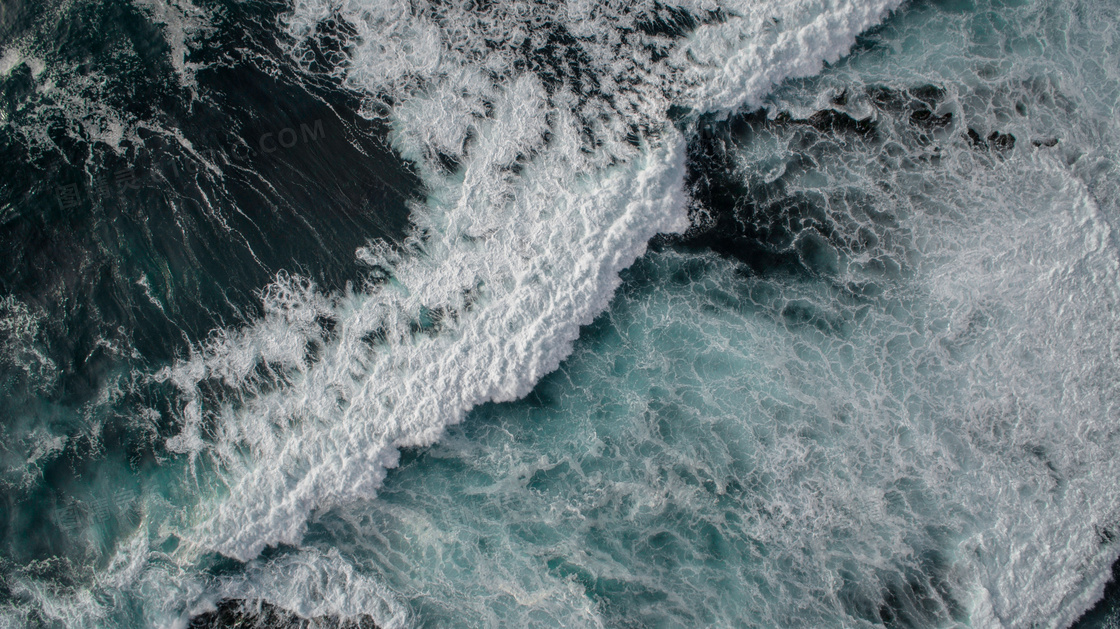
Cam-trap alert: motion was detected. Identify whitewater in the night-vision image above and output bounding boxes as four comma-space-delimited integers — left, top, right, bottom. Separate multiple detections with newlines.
1, 0, 1120, 626
171, 0, 904, 559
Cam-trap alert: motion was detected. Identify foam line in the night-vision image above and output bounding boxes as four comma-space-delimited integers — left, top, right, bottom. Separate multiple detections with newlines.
161, 0, 905, 566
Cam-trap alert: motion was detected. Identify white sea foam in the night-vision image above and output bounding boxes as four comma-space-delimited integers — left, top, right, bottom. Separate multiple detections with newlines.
920, 166, 1120, 629
171, 129, 689, 560
0, 48, 21, 77
131, 0, 214, 89
156, 0, 904, 574
0, 296, 63, 490
674, 0, 899, 115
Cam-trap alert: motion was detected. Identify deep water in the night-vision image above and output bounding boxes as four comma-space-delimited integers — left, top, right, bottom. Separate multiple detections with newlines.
2, 0, 1120, 626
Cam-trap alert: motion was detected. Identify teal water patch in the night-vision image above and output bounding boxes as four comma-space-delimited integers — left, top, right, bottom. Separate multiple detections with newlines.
315, 212, 1116, 626
308, 248, 963, 627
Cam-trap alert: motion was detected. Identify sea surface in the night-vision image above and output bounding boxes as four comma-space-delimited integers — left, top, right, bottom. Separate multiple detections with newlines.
2, 0, 1120, 627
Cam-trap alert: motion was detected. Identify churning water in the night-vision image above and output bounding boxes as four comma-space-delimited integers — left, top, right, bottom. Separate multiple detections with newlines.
1, 0, 1120, 626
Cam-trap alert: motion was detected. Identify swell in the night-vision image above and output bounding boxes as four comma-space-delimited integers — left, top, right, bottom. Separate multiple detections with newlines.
158, 0, 901, 565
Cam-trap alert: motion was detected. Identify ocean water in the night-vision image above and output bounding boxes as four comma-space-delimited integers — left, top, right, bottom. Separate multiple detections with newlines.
2, 0, 1120, 626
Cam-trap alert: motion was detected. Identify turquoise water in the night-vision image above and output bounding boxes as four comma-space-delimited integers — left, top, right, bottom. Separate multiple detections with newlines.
2, 0, 1120, 626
